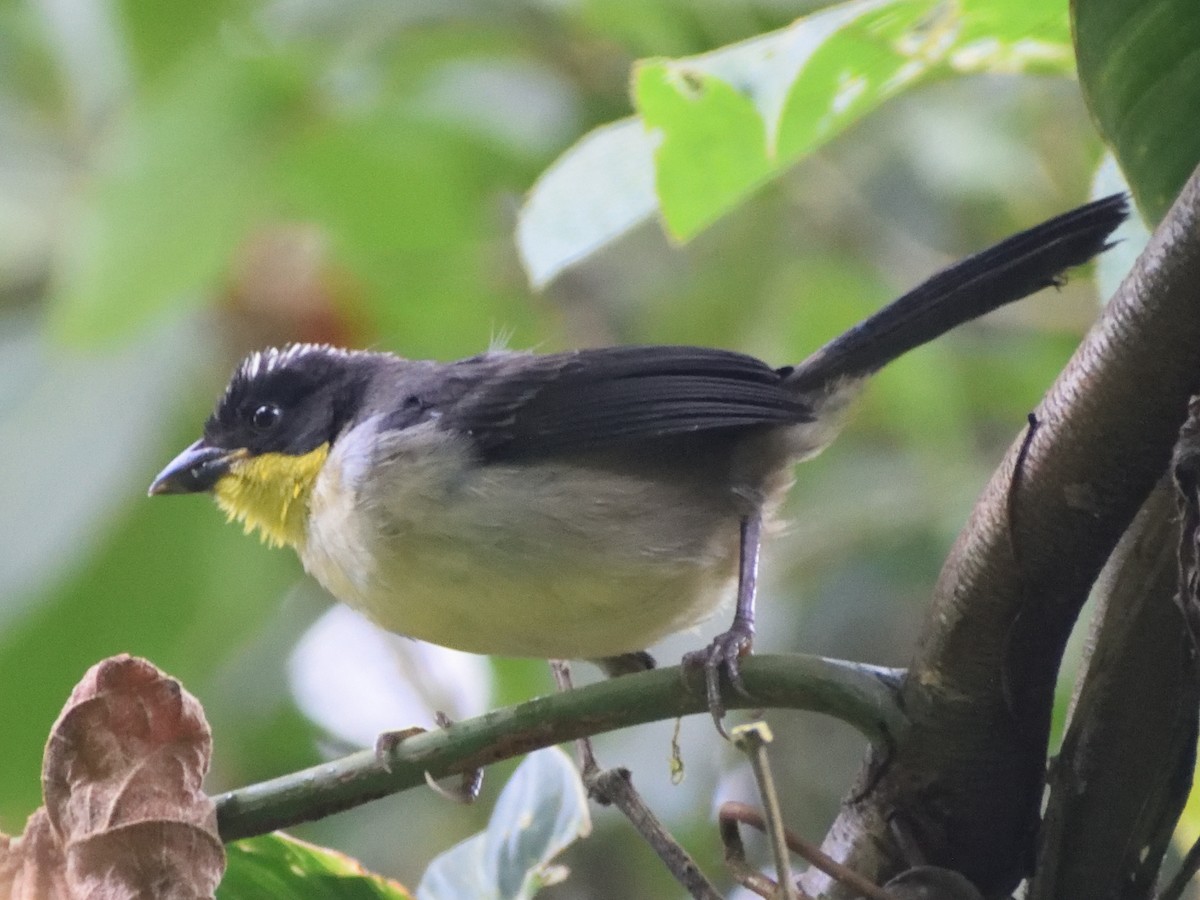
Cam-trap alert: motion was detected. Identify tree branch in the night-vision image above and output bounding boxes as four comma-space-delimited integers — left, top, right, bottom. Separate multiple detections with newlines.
802, 166, 1200, 898
215, 653, 904, 842
1032, 478, 1197, 899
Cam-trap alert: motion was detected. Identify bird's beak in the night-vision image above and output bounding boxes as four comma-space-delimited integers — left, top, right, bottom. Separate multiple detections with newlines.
148, 440, 245, 496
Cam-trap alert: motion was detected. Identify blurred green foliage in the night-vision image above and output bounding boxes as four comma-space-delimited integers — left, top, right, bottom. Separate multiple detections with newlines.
0, 0, 1164, 895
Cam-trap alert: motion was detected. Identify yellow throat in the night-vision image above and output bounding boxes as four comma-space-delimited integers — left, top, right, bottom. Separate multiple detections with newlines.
212, 444, 330, 548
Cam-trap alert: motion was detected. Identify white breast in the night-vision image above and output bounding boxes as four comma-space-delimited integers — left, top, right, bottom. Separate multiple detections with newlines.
301, 418, 746, 660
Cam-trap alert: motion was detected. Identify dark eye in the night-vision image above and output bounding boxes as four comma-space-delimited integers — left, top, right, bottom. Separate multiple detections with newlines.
251, 403, 282, 431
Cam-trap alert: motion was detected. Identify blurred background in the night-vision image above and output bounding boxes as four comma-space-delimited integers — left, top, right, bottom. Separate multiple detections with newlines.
0, 0, 1122, 896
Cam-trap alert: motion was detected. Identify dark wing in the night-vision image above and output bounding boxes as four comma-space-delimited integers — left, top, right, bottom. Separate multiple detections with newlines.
442, 346, 811, 461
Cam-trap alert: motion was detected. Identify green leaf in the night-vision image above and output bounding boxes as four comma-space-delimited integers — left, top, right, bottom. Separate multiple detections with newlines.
645, 0, 1074, 238
220, 833, 413, 899
417, 747, 591, 900
1075, 0, 1200, 222
519, 0, 1077, 282
516, 118, 658, 289
633, 59, 772, 241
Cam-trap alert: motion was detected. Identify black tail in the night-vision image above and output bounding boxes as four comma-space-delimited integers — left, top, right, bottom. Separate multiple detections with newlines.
784, 193, 1128, 392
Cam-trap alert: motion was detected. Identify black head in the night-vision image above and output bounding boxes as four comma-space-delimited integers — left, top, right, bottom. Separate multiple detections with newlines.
205, 344, 377, 457
149, 344, 381, 495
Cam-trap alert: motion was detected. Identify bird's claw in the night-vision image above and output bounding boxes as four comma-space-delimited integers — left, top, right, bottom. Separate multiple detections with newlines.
374, 726, 426, 767
374, 713, 483, 803
683, 625, 754, 737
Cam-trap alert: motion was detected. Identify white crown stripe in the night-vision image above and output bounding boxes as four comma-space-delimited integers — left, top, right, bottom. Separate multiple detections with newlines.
225, 344, 361, 400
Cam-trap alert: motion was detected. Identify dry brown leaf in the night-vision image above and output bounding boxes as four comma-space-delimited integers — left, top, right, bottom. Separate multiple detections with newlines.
0, 655, 225, 900
0, 810, 69, 899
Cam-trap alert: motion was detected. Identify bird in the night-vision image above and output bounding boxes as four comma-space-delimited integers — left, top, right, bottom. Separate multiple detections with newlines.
149, 194, 1127, 728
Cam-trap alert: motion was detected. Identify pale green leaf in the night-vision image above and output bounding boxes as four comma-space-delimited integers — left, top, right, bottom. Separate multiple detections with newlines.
516, 118, 658, 289
519, 0, 1077, 281
418, 747, 591, 900
645, 0, 1074, 237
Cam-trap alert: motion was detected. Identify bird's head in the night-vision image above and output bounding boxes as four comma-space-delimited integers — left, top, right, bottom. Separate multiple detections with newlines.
149, 344, 376, 548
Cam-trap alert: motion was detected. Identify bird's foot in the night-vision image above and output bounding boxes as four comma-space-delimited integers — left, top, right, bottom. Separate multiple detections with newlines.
374, 726, 425, 766
683, 624, 754, 737
374, 712, 482, 803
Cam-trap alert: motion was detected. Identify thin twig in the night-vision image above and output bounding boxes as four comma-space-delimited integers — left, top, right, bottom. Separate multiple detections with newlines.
731, 723, 795, 899
548, 660, 600, 773
719, 807, 803, 899
552, 660, 722, 900
586, 766, 721, 900
720, 802, 892, 900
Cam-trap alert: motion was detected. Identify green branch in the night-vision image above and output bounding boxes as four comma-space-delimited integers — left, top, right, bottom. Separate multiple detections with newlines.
215, 653, 905, 842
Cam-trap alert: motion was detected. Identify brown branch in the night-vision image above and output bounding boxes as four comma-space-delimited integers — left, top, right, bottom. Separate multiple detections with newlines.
719, 802, 890, 900
1032, 479, 1198, 899
586, 767, 722, 900
802, 167, 1200, 898
550, 660, 723, 900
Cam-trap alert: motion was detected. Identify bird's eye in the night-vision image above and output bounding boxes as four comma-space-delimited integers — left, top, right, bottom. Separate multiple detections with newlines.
251, 403, 282, 430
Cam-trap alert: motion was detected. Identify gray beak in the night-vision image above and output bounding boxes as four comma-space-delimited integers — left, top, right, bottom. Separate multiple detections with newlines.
148, 440, 241, 496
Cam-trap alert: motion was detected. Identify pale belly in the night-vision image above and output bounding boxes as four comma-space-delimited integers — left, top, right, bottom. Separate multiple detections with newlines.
327, 537, 736, 659
300, 428, 746, 659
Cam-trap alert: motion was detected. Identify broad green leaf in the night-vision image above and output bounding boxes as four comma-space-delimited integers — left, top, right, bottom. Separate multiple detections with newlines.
415, 824, 492, 900
1075, 0, 1200, 222
519, 0, 1076, 284
418, 747, 591, 900
633, 60, 773, 241
486, 746, 590, 898
643, 0, 1073, 238
220, 832, 413, 899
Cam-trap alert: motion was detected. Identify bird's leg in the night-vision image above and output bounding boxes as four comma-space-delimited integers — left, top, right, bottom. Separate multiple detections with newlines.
593, 651, 657, 677
684, 511, 762, 734
550, 660, 603, 776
